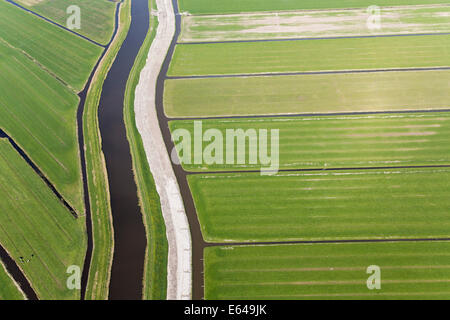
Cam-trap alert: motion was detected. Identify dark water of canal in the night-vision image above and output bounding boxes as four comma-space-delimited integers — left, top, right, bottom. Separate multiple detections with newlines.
98, 0, 150, 299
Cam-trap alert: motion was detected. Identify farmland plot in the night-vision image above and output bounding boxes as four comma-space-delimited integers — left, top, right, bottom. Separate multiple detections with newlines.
169, 34, 450, 76
205, 242, 450, 299
188, 168, 450, 242
0, 40, 84, 214
0, 0, 103, 91
169, 113, 450, 171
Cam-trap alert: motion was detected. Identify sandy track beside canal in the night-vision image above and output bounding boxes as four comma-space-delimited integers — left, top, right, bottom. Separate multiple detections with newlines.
134, 0, 192, 300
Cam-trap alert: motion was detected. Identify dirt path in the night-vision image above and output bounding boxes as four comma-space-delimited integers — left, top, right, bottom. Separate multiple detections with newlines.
134, 0, 192, 300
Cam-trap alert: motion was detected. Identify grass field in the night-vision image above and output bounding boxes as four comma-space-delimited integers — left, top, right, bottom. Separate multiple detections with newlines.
169, 113, 450, 171
0, 40, 85, 214
165, 70, 450, 117
205, 242, 450, 299
0, 1, 103, 91
123, 0, 168, 300
15, 0, 117, 45
180, 5, 450, 42
0, 139, 86, 300
0, 260, 25, 300
179, 0, 450, 14
169, 34, 450, 76
188, 168, 450, 242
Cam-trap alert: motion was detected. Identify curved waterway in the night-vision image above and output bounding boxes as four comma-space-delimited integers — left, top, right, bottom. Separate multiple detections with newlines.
97, 0, 149, 299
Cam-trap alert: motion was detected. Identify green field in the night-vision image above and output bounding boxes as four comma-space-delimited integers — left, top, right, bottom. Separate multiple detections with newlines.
123, 0, 168, 300
180, 6, 450, 42
189, 168, 450, 242
179, 0, 450, 14
165, 70, 450, 117
16, 0, 117, 45
0, 139, 86, 300
169, 113, 450, 171
0, 40, 84, 214
0, 1, 102, 91
205, 242, 450, 299
169, 35, 450, 76
0, 260, 25, 300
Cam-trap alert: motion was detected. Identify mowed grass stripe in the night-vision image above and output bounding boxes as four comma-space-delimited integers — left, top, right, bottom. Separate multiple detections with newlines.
180, 0, 450, 14
168, 35, 450, 76
164, 70, 450, 117
189, 168, 450, 242
170, 113, 450, 171
0, 140, 86, 299
0, 41, 84, 213
205, 242, 450, 300
0, 1, 102, 91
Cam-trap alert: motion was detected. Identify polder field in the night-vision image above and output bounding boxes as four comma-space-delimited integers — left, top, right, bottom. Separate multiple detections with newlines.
167, 0, 450, 299
0, 0, 119, 300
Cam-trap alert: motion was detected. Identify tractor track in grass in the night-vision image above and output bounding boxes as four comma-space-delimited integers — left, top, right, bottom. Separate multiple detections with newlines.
178, 32, 450, 45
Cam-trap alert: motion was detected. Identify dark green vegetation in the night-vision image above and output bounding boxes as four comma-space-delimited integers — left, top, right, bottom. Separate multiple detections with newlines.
205, 242, 450, 299
170, 113, 450, 171
169, 35, 450, 76
0, 140, 86, 299
189, 168, 450, 242
16, 0, 117, 45
179, 0, 450, 14
0, 1, 102, 91
124, 0, 168, 300
0, 39, 84, 214
165, 70, 450, 117
0, 261, 25, 300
